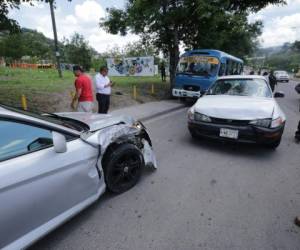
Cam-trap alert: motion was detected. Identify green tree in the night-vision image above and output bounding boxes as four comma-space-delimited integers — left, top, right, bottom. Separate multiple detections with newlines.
100, 0, 286, 89
63, 33, 92, 71
1, 33, 25, 60
0, 28, 58, 61
0, 1, 20, 33
123, 40, 158, 57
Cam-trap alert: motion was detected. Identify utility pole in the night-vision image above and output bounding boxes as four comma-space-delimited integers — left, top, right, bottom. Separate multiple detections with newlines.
49, 0, 62, 78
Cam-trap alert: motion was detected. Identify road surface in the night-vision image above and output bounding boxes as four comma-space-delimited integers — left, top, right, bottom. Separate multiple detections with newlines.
31, 80, 300, 250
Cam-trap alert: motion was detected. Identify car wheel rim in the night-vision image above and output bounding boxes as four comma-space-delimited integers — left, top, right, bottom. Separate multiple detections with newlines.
111, 153, 141, 189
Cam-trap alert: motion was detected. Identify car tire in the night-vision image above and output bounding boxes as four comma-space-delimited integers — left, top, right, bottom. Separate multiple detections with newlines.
266, 138, 281, 149
103, 143, 144, 194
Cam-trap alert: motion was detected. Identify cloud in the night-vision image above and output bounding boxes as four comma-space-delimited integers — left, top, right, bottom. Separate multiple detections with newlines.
8, 0, 139, 53
75, 0, 106, 23
260, 13, 300, 47
250, 0, 300, 47
11, 0, 300, 51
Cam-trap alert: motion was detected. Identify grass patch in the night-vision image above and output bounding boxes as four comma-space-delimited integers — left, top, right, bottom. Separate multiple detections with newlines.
0, 67, 165, 90
0, 67, 169, 111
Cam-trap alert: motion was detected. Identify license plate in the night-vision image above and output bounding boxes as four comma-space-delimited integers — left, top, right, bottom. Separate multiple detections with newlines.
220, 128, 239, 139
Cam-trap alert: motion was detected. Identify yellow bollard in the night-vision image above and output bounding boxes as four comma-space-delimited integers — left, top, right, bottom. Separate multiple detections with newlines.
70, 91, 75, 99
151, 84, 155, 95
21, 94, 27, 110
133, 85, 137, 100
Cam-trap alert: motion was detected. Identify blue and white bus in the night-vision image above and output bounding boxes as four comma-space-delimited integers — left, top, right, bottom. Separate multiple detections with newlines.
172, 49, 244, 99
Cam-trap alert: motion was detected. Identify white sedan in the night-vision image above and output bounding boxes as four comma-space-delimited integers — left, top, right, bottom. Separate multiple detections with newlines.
188, 75, 286, 148
274, 70, 289, 82
0, 105, 157, 250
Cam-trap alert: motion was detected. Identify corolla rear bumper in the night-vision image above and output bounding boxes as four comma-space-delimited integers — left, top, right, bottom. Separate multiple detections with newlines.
188, 120, 285, 144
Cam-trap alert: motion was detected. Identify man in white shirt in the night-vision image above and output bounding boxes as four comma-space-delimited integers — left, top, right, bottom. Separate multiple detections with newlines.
94, 66, 114, 113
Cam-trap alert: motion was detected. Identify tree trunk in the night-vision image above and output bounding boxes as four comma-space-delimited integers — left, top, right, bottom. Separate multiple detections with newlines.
168, 29, 180, 96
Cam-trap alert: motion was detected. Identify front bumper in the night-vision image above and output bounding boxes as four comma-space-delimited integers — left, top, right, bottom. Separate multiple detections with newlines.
188, 120, 285, 145
172, 88, 201, 98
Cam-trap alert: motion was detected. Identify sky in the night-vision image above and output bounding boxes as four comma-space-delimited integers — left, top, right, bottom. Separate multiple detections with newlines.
8, 0, 300, 53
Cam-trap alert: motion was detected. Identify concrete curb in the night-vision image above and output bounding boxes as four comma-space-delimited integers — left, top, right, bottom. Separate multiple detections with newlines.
139, 104, 186, 122
111, 100, 186, 122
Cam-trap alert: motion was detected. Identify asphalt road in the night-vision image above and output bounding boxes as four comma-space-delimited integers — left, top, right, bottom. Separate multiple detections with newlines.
31, 80, 300, 250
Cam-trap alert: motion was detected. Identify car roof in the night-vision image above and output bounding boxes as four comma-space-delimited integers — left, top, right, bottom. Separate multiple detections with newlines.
181, 49, 244, 63
217, 75, 267, 80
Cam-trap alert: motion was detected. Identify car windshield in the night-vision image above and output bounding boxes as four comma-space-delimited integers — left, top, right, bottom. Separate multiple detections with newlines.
177, 55, 219, 76
1, 105, 89, 132
208, 78, 272, 98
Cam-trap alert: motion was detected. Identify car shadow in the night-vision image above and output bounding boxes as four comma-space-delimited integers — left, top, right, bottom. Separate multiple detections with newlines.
188, 136, 276, 159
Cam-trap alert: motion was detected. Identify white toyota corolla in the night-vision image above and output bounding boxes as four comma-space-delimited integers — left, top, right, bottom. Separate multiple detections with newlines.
0, 105, 157, 249
188, 75, 286, 148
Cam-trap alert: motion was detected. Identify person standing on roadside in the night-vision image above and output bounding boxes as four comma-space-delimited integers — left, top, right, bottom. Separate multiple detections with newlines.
268, 70, 277, 92
160, 62, 166, 82
95, 66, 114, 114
263, 71, 269, 84
71, 65, 94, 112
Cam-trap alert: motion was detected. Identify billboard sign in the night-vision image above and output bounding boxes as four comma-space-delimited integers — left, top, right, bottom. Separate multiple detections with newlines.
106, 56, 154, 76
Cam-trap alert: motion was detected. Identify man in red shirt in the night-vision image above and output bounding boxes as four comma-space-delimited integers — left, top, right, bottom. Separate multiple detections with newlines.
71, 65, 94, 112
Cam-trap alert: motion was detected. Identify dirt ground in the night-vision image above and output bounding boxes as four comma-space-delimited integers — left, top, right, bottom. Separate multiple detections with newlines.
2, 84, 170, 113
0, 67, 170, 113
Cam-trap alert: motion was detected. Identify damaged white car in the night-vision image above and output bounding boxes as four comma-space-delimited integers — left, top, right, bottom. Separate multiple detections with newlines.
0, 104, 157, 250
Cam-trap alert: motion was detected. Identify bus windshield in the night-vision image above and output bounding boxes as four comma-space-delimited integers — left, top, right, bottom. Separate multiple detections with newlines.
177, 55, 219, 77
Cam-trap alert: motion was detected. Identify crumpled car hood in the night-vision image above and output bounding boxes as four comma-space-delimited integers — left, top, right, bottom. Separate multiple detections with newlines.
60, 112, 158, 169
57, 112, 135, 132
194, 95, 276, 120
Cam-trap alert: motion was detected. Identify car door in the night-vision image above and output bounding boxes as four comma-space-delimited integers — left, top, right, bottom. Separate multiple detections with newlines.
0, 118, 103, 249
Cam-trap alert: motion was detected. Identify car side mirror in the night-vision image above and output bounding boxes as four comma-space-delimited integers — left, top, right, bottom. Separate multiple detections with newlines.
274, 91, 285, 98
52, 131, 67, 153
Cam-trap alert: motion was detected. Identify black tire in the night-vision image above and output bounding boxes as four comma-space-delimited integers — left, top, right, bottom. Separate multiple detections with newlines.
103, 144, 144, 194
265, 138, 281, 149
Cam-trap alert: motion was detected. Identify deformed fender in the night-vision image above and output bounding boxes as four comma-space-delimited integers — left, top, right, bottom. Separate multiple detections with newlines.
82, 123, 157, 169
141, 139, 157, 169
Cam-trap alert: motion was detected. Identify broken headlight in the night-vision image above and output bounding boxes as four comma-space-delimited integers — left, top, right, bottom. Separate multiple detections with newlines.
133, 121, 144, 130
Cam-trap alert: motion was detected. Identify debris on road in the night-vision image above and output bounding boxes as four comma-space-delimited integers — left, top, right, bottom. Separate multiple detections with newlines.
294, 217, 300, 227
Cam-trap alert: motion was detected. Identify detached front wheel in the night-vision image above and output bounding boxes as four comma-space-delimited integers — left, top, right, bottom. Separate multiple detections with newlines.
104, 144, 144, 194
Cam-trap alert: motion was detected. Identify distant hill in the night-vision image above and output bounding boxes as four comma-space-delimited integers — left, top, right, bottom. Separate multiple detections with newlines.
249, 42, 300, 72
0, 27, 100, 63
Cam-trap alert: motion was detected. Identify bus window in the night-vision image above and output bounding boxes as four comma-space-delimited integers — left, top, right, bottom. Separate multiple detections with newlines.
177, 56, 219, 76
219, 63, 226, 76
226, 60, 233, 75
233, 62, 239, 75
